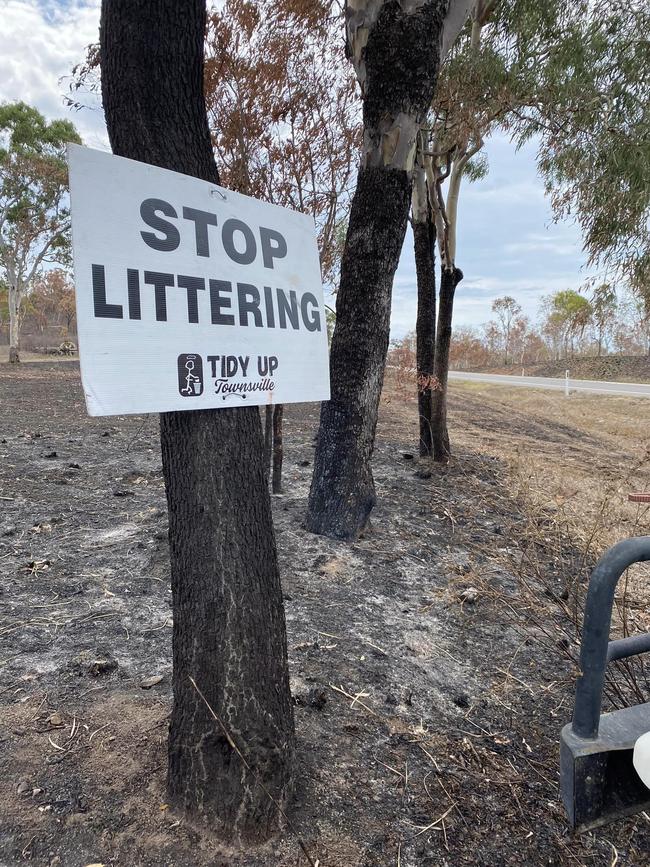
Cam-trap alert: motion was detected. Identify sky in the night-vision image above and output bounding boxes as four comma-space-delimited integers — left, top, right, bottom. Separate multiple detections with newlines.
0, 0, 594, 339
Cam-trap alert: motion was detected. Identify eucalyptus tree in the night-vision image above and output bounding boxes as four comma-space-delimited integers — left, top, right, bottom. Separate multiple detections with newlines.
205, 0, 361, 494
589, 282, 617, 356
0, 103, 81, 362
540, 289, 593, 359
411, 0, 566, 459
512, 0, 650, 304
491, 295, 523, 365
306, 0, 473, 540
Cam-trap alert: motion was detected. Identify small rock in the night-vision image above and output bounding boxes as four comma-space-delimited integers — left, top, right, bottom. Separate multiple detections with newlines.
17, 780, 30, 796
140, 675, 164, 690
459, 586, 479, 605
89, 656, 118, 677
48, 712, 64, 727
1, 523, 16, 537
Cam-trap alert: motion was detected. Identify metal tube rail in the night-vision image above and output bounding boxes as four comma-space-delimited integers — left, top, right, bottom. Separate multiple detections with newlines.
572, 536, 650, 740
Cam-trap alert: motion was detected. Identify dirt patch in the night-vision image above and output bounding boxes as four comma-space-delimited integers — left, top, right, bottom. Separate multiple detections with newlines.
1, 362, 649, 866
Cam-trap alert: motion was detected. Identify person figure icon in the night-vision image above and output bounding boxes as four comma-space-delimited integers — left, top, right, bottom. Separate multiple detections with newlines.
181, 357, 201, 395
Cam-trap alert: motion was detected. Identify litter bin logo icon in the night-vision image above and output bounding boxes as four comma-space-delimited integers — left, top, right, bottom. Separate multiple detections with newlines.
177, 354, 204, 397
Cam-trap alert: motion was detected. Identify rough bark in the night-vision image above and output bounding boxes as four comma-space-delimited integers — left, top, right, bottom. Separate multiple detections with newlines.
272, 404, 284, 494
306, 0, 448, 540
413, 213, 437, 458
263, 405, 273, 480
306, 168, 411, 538
431, 266, 463, 462
100, 0, 294, 842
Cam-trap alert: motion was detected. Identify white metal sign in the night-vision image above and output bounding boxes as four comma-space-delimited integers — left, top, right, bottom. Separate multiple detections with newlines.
68, 144, 330, 416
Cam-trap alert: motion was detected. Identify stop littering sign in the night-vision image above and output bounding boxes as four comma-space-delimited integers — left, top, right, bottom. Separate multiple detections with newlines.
68, 144, 330, 416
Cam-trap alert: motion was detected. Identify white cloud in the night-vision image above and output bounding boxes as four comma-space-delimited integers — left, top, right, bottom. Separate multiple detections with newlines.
462, 179, 545, 205
0, 0, 107, 147
504, 231, 582, 257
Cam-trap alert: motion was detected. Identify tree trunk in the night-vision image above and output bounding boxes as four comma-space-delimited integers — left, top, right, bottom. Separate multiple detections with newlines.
272, 404, 284, 494
306, 169, 410, 538
430, 266, 463, 462
263, 405, 273, 480
8, 286, 20, 363
100, 0, 294, 842
413, 214, 437, 458
306, 0, 447, 540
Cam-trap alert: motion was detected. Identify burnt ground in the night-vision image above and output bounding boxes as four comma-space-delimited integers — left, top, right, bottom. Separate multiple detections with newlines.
0, 362, 649, 867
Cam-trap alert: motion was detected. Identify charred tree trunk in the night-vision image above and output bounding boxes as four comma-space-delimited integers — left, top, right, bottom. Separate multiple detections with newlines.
430, 266, 463, 462
272, 404, 284, 494
306, 0, 447, 540
413, 204, 437, 458
100, 0, 294, 842
263, 405, 273, 480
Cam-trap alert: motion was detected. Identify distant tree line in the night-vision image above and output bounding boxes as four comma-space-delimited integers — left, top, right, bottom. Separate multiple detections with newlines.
390, 286, 650, 372
0, 268, 75, 351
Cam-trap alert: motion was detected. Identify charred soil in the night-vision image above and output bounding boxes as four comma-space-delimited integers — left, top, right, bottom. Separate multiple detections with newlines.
0, 362, 649, 866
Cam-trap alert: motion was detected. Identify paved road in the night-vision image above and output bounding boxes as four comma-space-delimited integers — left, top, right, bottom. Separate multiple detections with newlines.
448, 370, 650, 398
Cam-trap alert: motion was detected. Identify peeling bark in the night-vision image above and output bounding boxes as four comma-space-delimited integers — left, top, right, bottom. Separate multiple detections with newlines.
307, 0, 449, 540
100, 0, 294, 841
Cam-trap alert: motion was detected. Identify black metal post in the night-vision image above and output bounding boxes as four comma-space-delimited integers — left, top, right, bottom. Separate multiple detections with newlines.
572, 536, 650, 739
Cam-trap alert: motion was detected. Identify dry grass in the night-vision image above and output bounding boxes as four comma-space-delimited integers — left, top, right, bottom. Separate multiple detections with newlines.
384, 372, 650, 709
